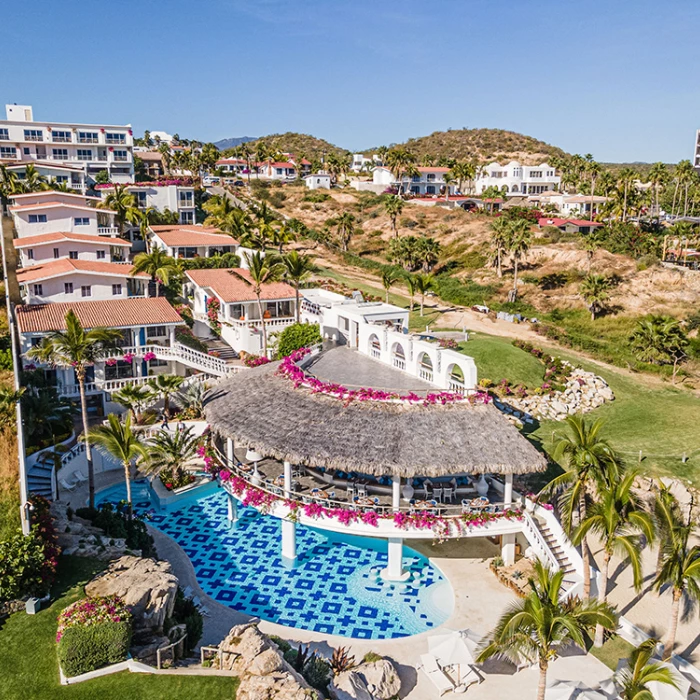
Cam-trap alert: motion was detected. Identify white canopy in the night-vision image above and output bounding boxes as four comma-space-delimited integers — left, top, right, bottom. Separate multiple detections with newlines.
428, 628, 482, 667
545, 680, 608, 700
648, 663, 691, 700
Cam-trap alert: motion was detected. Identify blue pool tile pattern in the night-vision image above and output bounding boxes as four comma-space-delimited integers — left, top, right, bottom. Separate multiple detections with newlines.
97, 484, 453, 639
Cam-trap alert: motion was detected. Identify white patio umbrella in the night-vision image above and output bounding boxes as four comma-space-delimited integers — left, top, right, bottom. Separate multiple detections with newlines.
647, 663, 691, 700
428, 628, 481, 683
545, 680, 608, 700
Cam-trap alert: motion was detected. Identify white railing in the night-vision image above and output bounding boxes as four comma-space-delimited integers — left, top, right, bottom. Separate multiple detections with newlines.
58, 382, 99, 397
448, 380, 466, 395
101, 375, 153, 391
522, 511, 560, 571
419, 368, 434, 382
109, 343, 232, 376
393, 357, 406, 370
97, 226, 120, 235
370, 347, 381, 359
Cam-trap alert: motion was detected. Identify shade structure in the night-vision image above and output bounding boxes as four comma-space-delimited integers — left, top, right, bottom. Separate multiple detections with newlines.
428, 628, 481, 667
648, 664, 691, 700
545, 680, 608, 700
204, 359, 547, 479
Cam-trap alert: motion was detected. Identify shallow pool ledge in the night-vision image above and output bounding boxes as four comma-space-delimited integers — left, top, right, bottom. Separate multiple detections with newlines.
150, 476, 220, 512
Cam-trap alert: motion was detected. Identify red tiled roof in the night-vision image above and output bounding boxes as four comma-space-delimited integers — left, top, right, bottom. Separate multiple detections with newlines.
538, 218, 603, 228
153, 228, 238, 246
16, 297, 182, 334
185, 268, 295, 302
150, 224, 221, 234
16, 259, 148, 283
216, 158, 247, 165
11, 191, 100, 202
416, 167, 450, 173
265, 162, 296, 169
9, 201, 115, 214
13, 232, 131, 248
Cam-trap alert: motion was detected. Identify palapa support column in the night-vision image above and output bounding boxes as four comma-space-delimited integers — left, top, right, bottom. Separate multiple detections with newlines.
501, 534, 516, 566
392, 475, 401, 512
381, 537, 410, 582
504, 473, 513, 506
226, 491, 238, 527
281, 460, 297, 564
226, 438, 234, 468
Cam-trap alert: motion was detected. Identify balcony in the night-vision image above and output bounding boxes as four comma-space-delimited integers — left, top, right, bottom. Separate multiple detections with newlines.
178, 198, 194, 208
105, 138, 126, 145
78, 137, 99, 144
97, 226, 120, 235
112, 155, 129, 162
24, 135, 44, 142
52, 136, 72, 143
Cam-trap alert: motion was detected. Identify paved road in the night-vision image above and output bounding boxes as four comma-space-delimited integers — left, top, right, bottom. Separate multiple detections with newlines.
207, 185, 247, 210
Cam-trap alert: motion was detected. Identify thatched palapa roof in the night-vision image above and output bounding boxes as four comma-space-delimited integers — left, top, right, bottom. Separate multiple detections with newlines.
204, 360, 547, 478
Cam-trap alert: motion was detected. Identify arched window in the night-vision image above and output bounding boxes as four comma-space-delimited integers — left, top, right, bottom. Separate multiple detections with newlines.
418, 352, 433, 381
369, 334, 381, 358
447, 363, 466, 394
392, 342, 406, 369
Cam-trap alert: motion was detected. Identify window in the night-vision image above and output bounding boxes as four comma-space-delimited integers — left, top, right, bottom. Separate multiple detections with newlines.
96, 250, 106, 260
426, 173, 436, 182
55, 175, 68, 183
81, 285, 92, 297
426, 185, 436, 195
78, 132, 98, 144
28, 214, 47, 223
276, 168, 283, 175
112, 284, 122, 295
76, 149, 92, 160
0, 146, 16, 158
23, 129, 43, 142
33, 284, 43, 295
53, 248, 60, 259
135, 191, 147, 207
64, 282, 74, 294
74, 217, 90, 226
0, 129, 8, 140
52, 148, 68, 160
179, 211, 194, 224
528, 171, 543, 178
178, 191, 193, 206
146, 326, 167, 338
52, 130, 72, 143
105, 132, 125, 144
69, 251, 78, 259
30, 337, 42, 348
105, 360, 134, 381
112, 150, 128, 162
26, 249, 34, 260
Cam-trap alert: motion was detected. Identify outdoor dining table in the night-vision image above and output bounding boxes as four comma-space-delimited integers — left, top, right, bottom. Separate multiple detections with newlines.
470, 497, 490, 509
354, 497, 375, 507
414, 501, 436, 510
312, 489, 330, 500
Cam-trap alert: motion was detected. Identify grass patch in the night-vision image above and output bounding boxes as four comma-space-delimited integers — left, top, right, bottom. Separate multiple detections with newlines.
0, 556, 238, 700
590, 635, 635, 671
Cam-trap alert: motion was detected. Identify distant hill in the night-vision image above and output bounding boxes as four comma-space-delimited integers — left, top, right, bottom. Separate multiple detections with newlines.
213, 136, 257, 150
364, 128, 569, 164
243, 133, 349, 160
602, 162, 675, 178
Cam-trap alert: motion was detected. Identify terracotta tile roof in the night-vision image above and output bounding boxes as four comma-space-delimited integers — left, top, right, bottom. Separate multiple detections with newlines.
216, 158, 247, 165
265, 162, 296, 169
185, 268, 296, 302
16, 297, 182, 334
5, 161, 84, 172
150, 224, 221, 234
10, 191, 100, 202
16, 259, 148, 283
538, 217, 603, 228
416, 167, 450, 173
564, 195, 609, 203
136, 151, 164, 161
152, 228, 238, 247
9, 201, 116, 214
13, 232, 131, 248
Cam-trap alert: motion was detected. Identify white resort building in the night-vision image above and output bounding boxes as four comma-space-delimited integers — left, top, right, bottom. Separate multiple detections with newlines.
0, 103, 134, 185
150, 224, 239, 260
371, 166, 456, 196
98, 182, 197, 224
473, 160, 560, 195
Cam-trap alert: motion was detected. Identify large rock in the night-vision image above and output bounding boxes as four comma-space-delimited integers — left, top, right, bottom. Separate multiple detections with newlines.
330, 659, 401, 700
85, 555, 178, 632
237, 673, 317, 700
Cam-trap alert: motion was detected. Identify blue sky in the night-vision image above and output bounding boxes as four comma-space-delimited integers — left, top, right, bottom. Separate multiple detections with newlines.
2, 0, 698, 162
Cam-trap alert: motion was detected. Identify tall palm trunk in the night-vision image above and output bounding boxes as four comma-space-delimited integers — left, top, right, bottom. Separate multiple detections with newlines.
256, 294, 268, 357
623, 185, 629, 223
409, 292, 414, 312
594, 551, 611, 646
420, 294, 425, 317
295, 285, 301, 324
537, 660, 548, 700
123, 459, 133, 518
512, 257, 519, 298
496, 248, 503, 278
672, 180, 680, 218
78, 373, 95, 509
664, 588, 682, 660
590, 177, 596, 221
580, 490, 591, 598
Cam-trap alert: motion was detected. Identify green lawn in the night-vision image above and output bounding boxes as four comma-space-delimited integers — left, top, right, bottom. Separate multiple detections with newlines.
590, 635, 635, 671
0, 557, 238, 700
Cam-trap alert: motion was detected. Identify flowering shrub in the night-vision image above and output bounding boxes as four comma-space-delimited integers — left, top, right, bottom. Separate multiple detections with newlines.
105, 358, 117, 366
142, 351, 157, 363
438, 338, 459, 350
176, 304, 194, 328
122, 353, 135, 364
57, 595, 132, 642
159, 467, 196, 491
95, 178, 193, 189
243, 354, 271, 368
276, 348, 491, 407
206, 298, 221, 334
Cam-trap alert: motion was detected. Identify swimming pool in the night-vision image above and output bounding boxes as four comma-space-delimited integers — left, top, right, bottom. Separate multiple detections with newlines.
96, 482, 453, 639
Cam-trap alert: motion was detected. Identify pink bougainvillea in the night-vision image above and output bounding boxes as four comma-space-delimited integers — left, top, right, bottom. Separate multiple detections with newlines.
142, 351, 157, 362
122, 353, 135, 364
56, 595, 132, 642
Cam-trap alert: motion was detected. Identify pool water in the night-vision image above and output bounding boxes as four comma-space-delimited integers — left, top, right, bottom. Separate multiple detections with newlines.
96, 483, 453, 639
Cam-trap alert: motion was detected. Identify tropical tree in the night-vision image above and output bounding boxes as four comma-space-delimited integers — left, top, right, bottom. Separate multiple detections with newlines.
573, 468, 655, 646
20, 164, 49, 193
654, 519, 700, 659
334, 212, 356, 252
232, 251, 284, 357
508, 219, 533, 301
489, 217, 511, 278
99, 184, 137, 235
383, 195, 404, 237
580, 228, 605, 274
653, 482, 683, 578
271, 222, 296, 254
111, 384, 154, 423
282, 251, 314, 323
88, 413, 148, 517
586, 160, 602, 221
405, 275, 417, 312
28, 311, 123, 509
477, 560, 617, 700
147, 374, 185, 418
648, 162, 669, 219
173, 381, 206, 419
579, 274, 612, 321
145, 425, 200, 484
617, 168, 638, 222
131, 248, 180, 297
21, 387, 73, 449
381, 268, 400, 304
449, 160, 477, 194
629, 316, 689, 381
0, 387, 23, 432
413, 273, 433, 317
385, 148, 417, 195
416, 236, 441, 272
541, 415, 622, 598
615, 639, 679, 699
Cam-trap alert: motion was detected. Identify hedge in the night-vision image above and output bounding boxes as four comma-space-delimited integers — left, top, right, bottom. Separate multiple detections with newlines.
275, 323, 322, 359
57, 621, 132, 677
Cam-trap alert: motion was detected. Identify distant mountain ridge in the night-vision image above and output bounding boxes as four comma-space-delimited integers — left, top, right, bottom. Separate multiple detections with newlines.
213, 136, 257, 150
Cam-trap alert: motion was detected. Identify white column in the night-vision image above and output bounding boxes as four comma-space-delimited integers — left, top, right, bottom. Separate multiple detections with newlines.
169, 326, 176, 347
226, 438, 234, 467
392, 475, 401, 512
281, 519, 297, 562
226, 491, 238, 525
381, 537, 410, 582
283, 461, 292, 497
504, 473, 513, 506
502, 533, 516, 566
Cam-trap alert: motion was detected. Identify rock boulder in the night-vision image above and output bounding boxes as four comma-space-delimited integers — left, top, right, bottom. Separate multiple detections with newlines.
330, 659, 401, 700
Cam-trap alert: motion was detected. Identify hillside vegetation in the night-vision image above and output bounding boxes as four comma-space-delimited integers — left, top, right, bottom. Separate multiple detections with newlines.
364, 128, 569, 164
242, 132, 349, 160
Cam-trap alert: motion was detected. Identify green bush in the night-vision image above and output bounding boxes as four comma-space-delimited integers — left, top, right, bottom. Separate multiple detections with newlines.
170, 588, 203, 652
362, 651, 384, 663
303, 191, 330, 203
0, 531, 50, 601
57, 621, 132, 677
269, 635, 292, 653
175, 327, 209, 354
0, 347, 12, 371
303, 655, 332, 692
180, 253, 241, 270
275, 323, 322, 359
433, 274, 496, 308
75, 503, 155, 557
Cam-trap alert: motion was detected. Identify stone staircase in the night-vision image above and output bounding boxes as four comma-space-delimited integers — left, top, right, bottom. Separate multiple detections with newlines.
27, 456, 55, 499
205, 339, 239, 362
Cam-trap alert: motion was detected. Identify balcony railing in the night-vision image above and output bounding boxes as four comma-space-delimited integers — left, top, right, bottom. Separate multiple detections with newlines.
52, 136, 72, 143
448, 379, 466, 395
112, 155, 129, 162
393, 357, 406, 370
370, 347, 381, 359
178, 199, 194, 208
24, 135, 44, 142
419, 368, 434, 382
97, 226, 119, 235
78, 137, 99, 144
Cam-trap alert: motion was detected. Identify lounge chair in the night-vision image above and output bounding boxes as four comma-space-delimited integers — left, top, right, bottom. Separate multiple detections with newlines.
455, 663, 482, 689
60, 478, 78, 492
419, 653, 455, 697
183, 586, 194, 599
461, 499, 471, 514
72, 470, 88, 484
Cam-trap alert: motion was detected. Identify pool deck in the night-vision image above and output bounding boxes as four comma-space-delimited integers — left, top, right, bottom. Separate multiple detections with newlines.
149, 526, 613, 699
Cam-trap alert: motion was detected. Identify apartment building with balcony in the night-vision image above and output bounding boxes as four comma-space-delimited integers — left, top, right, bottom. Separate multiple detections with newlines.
372, 166, 456, 196
16, 259, 148, 305
13, 231, 131, 267
474, 161, 560, 195
98, 182, 197, 224
184, 268, 297, 354
9, 191, 118, 238
150, 225, 238, 259
0, 103, 134, 184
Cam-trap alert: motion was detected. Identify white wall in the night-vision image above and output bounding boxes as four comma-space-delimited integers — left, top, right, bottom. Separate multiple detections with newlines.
22, 273, 144, 304
13, 206, 115, 238
19, 240, 125, 266
475, 161, 560, 195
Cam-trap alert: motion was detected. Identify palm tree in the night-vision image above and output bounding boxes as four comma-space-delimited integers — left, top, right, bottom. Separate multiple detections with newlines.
173, 381, 206, 419
449, 160, 477, 194
131, 248, 180, 297
271, 222, 296, 254
111, 384, 154, 423
416, 236, 441, 272
579, 274, 612, 321
232, 252, 283, 357
629, 316, 689, 382
385, 148, 416, 195
414, 273, 433, 317
573, 468, 655, 646
383, 195, 404, 237
28, 311, 123, 509
145, 425, 200, 484
508, 219, 533, 301
653, 482, 683, 578
282, 251, 314, 323
21, 164, 49, 193
477, 560, 617, 700
405, 275, 417, 312
147, 374, 185, 418
335, 212, 355, 252
617, 168, 638, 222
489, 217, 511, 278
586, 161, 602, 221
648, 162, 669, 220
88, 413, 148, 517
580, 228, 604, 274
381, 268, 400, 303
541, 415, 622, 598
654, 520, 700, 659
99, 184, 137, 235
615, 639, 679, 699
